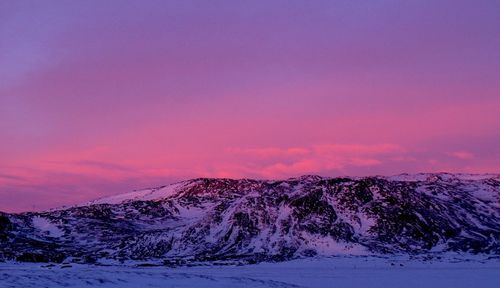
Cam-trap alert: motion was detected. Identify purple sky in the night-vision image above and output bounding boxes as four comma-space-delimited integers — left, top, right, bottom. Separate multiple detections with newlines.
1, 0, 500, 212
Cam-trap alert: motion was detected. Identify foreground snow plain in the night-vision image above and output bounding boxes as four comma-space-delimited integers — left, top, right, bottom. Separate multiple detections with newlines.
1, 255, 498, 288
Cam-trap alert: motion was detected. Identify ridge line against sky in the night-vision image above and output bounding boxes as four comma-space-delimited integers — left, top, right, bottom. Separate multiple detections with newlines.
1, 0, 499, 212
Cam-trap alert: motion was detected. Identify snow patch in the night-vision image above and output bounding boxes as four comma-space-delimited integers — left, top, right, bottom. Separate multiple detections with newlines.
32, 216, 63, 238
85, 182, 186, 205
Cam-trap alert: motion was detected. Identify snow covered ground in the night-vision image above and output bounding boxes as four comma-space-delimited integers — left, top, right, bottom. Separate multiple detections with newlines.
1, 255, 498, 288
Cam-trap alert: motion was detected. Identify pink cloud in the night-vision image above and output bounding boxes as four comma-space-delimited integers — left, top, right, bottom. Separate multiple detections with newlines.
222, 143, 405, 178
448, 151, 475, 160
313, 144, 405, 155
348, 158, 382, 167
228, 147, 310, 157
260, 160, 322, 178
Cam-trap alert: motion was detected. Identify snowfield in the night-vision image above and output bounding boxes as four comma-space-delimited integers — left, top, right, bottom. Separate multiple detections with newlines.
1, 255, 499, 288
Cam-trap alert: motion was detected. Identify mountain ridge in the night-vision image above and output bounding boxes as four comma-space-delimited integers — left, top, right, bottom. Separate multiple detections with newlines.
86, 172, 500, 205
0, 173, 498, 264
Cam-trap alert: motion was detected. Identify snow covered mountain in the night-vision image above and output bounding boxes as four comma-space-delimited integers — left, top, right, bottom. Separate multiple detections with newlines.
0, 173, 499, 264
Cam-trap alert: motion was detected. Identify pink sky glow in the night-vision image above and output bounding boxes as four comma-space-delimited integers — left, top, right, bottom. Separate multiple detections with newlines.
1, 1, 499, 212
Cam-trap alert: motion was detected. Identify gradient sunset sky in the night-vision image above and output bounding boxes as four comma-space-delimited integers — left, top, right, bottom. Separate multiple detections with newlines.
1, 0, 499, 212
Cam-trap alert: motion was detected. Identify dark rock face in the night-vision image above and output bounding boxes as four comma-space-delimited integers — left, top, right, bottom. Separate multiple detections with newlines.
0, 213, 12, 252
16, 252, 65, 263
0, 213, 11, 234
0, 174, 498, 264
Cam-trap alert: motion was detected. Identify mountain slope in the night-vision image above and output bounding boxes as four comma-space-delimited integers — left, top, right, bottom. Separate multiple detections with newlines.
0, 173, 499, 264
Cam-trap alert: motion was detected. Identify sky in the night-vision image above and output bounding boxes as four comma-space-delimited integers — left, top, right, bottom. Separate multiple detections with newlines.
1, 0, 499, 212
